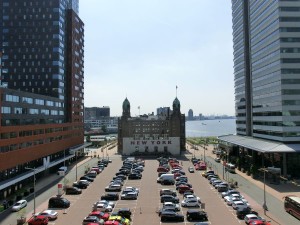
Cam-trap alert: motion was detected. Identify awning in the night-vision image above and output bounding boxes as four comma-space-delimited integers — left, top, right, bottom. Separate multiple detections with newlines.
218, 135, 300, 153
69, 142, 92, 154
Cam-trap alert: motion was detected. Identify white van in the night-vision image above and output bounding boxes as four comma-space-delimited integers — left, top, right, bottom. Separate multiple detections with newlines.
57, 166, 67, 175
157, 173, 175, 184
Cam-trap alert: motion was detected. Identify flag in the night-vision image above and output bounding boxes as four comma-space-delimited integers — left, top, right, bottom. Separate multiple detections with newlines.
138, 106, 140, 109
176, 85, 178, 89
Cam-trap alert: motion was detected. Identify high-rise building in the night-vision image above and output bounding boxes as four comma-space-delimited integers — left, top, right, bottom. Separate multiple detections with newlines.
232, 0, 300, 142
188, 109, 194, 121
85, 107, 110, 120
219, 0, 300, 178
0, 0, 86, 199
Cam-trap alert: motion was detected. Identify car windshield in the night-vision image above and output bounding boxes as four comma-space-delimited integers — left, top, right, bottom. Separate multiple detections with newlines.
14, 202, 21, 206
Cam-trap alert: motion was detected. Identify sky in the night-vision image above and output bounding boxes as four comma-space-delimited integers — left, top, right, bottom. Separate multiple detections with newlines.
80, 0, 234, 117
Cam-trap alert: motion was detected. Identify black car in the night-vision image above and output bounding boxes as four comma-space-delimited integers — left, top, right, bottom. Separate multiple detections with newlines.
101, 192, 119, 201
160, 195, 179, 203
80, 176, 94, 182
161, 179, 175, 185
48, 197, 70, 208
236, 207, 257, 219
73, 181, 88, 189
117, 208, 132, 220
160, 211, 184, 222
65, 187, 82, 195
128, 173, 142, 180
186, 209, 208, 221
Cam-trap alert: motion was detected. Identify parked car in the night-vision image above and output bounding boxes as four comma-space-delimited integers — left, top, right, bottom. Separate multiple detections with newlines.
73, 180, 89, 189
160, 189, 177, 196
82, 216, 104, 225
28, 215, 49, 225
163, 202, 180, 211
107, 216, 130, 225
178, 185, 194, 194
38, 210, 58, 220
188, 167, 195, 173
94, 202, 113, 212
160, 211, 184, 222
128, 173, 142, 180
117, 208, 132, 220
93, 200, 115, 210
160, 195, 180, 203
65, 187, 82, 195
158, 207, 177, 216
105, 184, 122, 192
101, 193, 119, 201
184, 194, 201, 203
186, 209, 208, 221
120, 191, 138, 200
89, 211, 110, 221
215, 157, 221, 163
104, 221, 120, 225
244, 214, 265, 224
48, 197, 70, 208
123, 186, 139, 195
80, 176, 94, 182
11, 200, 27, 212
181, 198, 200, 207
85, 171, 97, 178
236, 207, 256, 219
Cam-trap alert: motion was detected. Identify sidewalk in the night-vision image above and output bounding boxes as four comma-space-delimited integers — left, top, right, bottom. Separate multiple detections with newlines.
24, 142, 119, 219
186, 143, 300, 225
186, 143, 300, 202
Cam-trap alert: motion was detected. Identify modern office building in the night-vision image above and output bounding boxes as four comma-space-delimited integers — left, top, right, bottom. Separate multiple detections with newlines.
118, 98, 186, 155
85, 107, 110, 120
219, 0, 300, 178
0, 0, 86, 199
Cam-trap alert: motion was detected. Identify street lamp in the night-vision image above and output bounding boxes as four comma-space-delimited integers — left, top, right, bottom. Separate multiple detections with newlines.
25, 167, 36, 215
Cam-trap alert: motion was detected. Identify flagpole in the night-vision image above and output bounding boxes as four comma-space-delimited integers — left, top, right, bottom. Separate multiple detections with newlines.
176, 85, 178, 97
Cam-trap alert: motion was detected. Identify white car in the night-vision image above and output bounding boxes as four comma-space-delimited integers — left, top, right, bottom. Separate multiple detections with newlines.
163, 202, 180, 211
232, 200, 247, 210
184, 194, 201, 203
11, 200, 27, 212
94, 203, 113, 212
224, 193, 241, 203
244, 214, 265, 224
181, 198, 200, 207
93, 200, 115, 208
38, 210, 58, 220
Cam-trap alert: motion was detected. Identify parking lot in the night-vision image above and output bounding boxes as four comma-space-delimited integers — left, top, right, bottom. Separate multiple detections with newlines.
38, 154, 249, 225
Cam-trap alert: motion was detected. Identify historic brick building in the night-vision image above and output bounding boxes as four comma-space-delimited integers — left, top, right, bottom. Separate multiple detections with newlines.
118, 97, 186, 155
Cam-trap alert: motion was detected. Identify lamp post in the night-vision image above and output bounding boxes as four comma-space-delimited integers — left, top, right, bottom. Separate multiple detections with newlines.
25, 167, 36, 215
75, 151, 78, 180
262, 154, 268, 214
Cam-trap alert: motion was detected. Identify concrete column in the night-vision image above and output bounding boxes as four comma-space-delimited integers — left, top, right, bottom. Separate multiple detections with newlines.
282, 153, 287, 177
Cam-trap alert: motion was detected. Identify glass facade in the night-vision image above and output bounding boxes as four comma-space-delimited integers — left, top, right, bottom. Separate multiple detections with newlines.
232, 0, 300, 142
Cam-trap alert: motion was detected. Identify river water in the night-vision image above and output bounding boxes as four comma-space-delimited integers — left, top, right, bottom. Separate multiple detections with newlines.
186, 119, 236, 137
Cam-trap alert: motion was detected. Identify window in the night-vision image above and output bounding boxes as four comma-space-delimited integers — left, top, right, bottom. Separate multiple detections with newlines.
1, 106, 11, 114
5, 95, 19, 102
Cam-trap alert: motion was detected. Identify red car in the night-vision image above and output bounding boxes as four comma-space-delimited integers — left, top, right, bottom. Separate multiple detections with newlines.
28, 215, 49, 225
157, 167, 169, 172
249, 220, 271, 225
104, 221, 121, 225
89, 211, 110, 221
178, 185, 194, 194
199, 162, 207, 170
